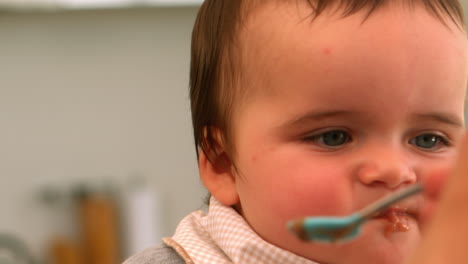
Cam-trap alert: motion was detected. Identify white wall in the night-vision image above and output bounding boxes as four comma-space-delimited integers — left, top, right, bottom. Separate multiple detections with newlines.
0, 6, 205, 261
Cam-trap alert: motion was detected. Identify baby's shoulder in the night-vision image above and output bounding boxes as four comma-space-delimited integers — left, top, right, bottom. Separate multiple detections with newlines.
123, 244, 185, 264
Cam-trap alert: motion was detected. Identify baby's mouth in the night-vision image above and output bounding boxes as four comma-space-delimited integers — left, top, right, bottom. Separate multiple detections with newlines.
372, 206, 417, 237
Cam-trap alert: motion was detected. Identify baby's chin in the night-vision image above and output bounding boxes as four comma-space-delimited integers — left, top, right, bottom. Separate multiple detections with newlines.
349, 217, 421, 263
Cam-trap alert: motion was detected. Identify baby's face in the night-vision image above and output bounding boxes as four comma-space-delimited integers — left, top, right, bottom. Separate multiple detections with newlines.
229, 2, 467, 264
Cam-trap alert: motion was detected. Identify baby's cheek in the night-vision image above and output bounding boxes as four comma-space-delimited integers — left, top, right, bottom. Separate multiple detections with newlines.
419, 198, 435, 229
273, 172, 351, 219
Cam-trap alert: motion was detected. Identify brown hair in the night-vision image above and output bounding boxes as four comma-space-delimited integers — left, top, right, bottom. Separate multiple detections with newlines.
190, 0, 465, 166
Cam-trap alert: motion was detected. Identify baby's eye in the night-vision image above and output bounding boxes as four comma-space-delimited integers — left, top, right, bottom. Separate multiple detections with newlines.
307, 130, 351, 147
408, 134, 450, 151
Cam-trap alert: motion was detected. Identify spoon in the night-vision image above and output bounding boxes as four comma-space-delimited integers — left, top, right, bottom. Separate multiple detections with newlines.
287, 183, 423, 243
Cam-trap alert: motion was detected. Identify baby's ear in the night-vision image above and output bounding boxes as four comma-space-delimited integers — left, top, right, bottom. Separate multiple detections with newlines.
198, 127, 239, 206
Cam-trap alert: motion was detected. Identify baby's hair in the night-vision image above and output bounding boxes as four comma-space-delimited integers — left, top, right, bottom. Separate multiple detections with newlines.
190, 0, 465, 167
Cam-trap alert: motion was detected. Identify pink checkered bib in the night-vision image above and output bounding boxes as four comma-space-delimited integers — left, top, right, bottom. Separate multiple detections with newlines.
163, 197, 317, 264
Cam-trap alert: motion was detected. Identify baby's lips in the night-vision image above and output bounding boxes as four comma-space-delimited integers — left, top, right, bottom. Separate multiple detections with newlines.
372, 206, 414, 236
372, 203, 420, 221
372, 206, 407, 218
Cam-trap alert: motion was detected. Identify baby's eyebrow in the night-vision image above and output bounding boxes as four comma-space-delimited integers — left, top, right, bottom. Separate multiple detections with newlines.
281, 110, 464, 129
411, 113, 464, 127
283, 110, 356, 127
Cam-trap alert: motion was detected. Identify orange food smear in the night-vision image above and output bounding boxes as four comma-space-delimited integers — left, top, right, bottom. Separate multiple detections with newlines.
383, 209, 410, 237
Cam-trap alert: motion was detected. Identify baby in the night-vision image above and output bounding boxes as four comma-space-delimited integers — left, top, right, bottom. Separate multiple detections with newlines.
125, 0, 468, 263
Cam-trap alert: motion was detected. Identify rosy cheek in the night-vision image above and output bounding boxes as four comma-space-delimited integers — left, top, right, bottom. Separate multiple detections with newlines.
299, 182, 347, 214
267, 168, 352, 219
242, 150, 353, 220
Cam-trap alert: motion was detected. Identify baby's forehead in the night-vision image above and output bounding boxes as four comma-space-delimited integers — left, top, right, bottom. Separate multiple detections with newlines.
238, 1, 466, 81
240, 0, 462, 49
234, 1, 467, 105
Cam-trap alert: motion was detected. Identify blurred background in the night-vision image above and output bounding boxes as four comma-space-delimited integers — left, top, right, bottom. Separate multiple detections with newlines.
1, 0, 468, 263
0, 0, 203, 263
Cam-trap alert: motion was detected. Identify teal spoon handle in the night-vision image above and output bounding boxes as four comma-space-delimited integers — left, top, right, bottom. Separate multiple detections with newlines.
287, 183, 424, 243
358, 183, 423, 220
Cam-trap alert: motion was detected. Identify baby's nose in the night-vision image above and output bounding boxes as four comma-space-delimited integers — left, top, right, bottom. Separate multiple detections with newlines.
357, 149, 416, 189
